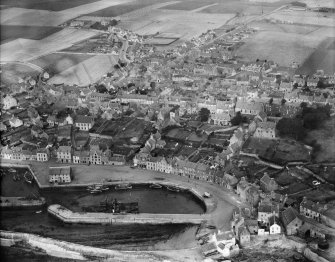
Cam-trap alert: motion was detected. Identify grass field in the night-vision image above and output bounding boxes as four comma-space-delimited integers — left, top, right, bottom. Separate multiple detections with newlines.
296, 37, 335, 75
162, 0, 218, 11
0, 0, 100, 11
0, 63, 40, 84
47, 54, 118, 86
29, 53, 94, 74
0, 25, 62, 44
84, 0, 172, 17
236, 30, 323, 66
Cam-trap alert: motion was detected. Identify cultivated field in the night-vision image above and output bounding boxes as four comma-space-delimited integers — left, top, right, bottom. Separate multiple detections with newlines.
47, 54, 118, 86
0, 28, 99, 62
0, 63, 40, 84
296, 37, 335, 75
0, 25, 61, 43
30, 53, 94, 74
1, 0, 132, 26
236, 30, 323, 66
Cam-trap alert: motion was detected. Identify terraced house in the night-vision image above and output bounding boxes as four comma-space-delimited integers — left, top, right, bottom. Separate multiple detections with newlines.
56, 146, 72, 163
75, 115, 94, 131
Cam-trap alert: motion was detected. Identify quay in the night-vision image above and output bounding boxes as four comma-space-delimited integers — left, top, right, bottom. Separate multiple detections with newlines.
48, 204, 209, 225
0, 196, 45, 208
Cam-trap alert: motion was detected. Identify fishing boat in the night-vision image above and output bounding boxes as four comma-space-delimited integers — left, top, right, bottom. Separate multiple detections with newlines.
35, 210, 42, 214
166, 186, 180, 192
90, 189, 103, 194
8, 168, 16, 173
115, 184, 132, 190
149, 183, 162, 189
24, 172, 33, 184
203, 192, 212, 198
101, 185, 109, 191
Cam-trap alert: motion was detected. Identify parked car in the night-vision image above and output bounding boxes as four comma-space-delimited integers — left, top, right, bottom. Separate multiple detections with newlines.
312, 180, 320, 186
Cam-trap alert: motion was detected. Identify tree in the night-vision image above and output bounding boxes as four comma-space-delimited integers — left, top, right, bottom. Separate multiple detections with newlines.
276, 117, 306, 140
269, 98, 273, 105
199, 108, 211, 122
231, 111, 243, 126
96, 84, 108, 93
281, 98, 287, 106
300, 102, 308, 109
293, 82, 298, 89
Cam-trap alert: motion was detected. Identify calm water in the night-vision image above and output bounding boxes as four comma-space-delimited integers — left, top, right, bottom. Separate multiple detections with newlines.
0, 167, 204, 250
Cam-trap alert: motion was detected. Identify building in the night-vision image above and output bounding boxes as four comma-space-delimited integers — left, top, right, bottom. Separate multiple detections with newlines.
9, 116, 23, 128
269, 216, 281, 234
235, 99, 263, 116
300, 197, 328, 223
89, 145, 111, 165
49, 166, 71, 184
281, 207, 303, 235
75, 115, 94, 131
56, 146, 72, 163
253, 121, 276, 139
238, 227, 251, 246
257, 199, 280, 224
73, 150, 90, 164
2, 95, 18, 110
36, 148, 49, 162
260, 173, 278, 193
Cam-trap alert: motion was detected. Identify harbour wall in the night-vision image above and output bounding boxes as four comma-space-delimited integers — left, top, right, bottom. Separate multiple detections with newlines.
0, 196, 45, 208
48, 204, 208, 225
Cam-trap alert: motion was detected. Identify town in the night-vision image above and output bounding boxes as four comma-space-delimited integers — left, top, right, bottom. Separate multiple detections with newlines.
1, 1, 335, 262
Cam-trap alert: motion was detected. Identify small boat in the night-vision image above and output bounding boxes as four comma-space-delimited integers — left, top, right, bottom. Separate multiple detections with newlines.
115, 184, 132, 190
8, 168, 16, 173
24, 172, 33, 184
203, 192, 212, 198
149, 183, 162, 189
35, 210, 42, 214
166, 186, 180, 192
101, 186, 109, 191
90, 189, 103, 194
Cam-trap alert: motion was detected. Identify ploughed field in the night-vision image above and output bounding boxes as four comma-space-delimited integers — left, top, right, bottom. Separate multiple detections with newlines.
0, 167, 204, 250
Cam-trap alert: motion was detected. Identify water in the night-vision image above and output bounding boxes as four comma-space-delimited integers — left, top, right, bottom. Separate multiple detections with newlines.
0, 167, 204, 250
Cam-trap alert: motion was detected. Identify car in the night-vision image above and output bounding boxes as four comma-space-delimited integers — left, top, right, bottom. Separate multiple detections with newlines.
312, 180, 321, 186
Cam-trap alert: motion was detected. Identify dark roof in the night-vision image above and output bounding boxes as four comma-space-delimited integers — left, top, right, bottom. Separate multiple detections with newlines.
281, 207, 300, 227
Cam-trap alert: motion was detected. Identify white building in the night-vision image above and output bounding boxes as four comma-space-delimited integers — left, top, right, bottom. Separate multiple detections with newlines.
56, 146, 72, 163
75, 115, 94, 131
2, 95, 18, 110
36, 149, 49, 162
253, 121, 276, 139
49, 166, 71, 184
9, 116, 23, 128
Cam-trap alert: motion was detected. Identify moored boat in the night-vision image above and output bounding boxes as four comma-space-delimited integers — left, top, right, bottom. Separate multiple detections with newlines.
166, 186, 180, 192
24, 172, 33, 184
149, 183, 162, 189
115, 184, 132, 190
90, 189, 103, 194
8, 168, 16, 173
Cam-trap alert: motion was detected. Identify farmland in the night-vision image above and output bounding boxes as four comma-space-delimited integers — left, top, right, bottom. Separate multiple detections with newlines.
0, 0, 100, 11
296, 37, 335, 75
0, 63, 40, 84
47, 54, 118, 86
0, 25, 62, 44
29, 53, 94, 74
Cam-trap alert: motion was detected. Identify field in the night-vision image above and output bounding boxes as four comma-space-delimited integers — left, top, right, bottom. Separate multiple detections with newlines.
144, 37, 179, 45
29, 53, 94, 74
0, 0, 100, 11
236, 30, 323, 66
0, 25, 62, 44
296, 37, 335, 75
0, 28, 99, 62
0, 63, 40, 84
47, 54, 118, 86
84, 0, 172, 17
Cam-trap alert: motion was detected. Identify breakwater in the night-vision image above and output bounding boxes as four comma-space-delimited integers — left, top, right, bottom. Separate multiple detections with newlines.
0, 196, 45, 208
48, 204, 208, 225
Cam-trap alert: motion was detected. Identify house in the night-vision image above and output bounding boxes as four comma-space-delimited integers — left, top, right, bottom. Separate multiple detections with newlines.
49, 166, 71, 184
214, 230, 236, 246
47, 115, 57, 127
300, 197, 327, 223
108, 154, 126, 165
269, 216, 281, 235
36, 148, 49, 162
201, 242, 218, 257
253, 121, 276, 139
56, 146, 72, 163
244, 219, 259, 234
2, 95, 18, 110
235, 99, 263, 116
211, 113, 231, 126
73, 150, 90, 164
238, 227, 251, 246
75, 115, 94, 131
260, 173, 278, 193
281, 207, 303, 235
258, 199, 280, 224
89, 145, 111, 165
9, 116, 23, 128
236, 177, 260, 207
